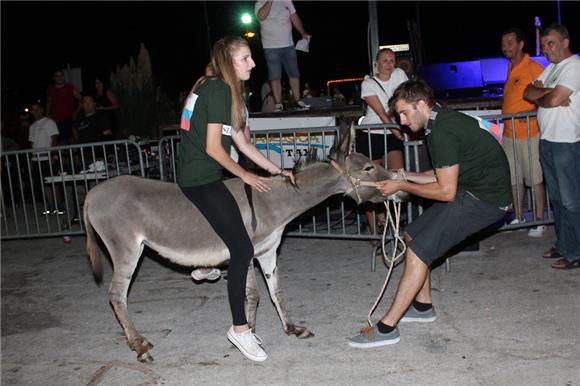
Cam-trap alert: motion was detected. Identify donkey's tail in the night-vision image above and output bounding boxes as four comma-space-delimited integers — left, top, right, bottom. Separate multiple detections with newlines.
84, 197, 103, 284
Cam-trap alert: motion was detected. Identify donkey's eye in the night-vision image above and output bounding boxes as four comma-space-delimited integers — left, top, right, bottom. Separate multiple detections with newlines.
363, 165, 375, 172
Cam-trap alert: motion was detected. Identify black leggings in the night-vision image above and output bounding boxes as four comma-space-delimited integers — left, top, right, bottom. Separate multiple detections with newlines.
180, 180, 254, 326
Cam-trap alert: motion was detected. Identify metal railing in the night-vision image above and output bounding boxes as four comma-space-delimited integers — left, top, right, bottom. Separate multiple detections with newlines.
2, 112, 552, 250
1, 140, 144, 239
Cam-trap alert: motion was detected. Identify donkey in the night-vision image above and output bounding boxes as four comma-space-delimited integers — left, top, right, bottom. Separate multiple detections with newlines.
84, 125, 402, 362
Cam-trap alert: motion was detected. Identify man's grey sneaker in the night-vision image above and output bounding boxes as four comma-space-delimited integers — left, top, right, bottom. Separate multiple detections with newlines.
274, 103, 284, 112
400, 305, 437, 323
191, 268, 221, 281
227, 326, 268, 362
528, 225, 546, 238
349, 325, 400, 348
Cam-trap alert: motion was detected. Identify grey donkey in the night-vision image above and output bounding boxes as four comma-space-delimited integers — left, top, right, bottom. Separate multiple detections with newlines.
84, 125, 405, 362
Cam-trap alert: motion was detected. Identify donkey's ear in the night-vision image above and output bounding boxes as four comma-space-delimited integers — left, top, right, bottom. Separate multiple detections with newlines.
330, 121, 355, 161
339, 121, 356, 155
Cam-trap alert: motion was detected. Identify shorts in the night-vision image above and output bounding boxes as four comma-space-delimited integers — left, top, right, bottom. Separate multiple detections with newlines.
502, 136, 543, 186
405, 190, 505, 267
264, 46, 300, 80
355, 133, 404, 161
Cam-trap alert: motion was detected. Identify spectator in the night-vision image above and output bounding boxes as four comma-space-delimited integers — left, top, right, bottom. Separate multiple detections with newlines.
524, 23, 580, 270
74, 94, 112, 168
350, 80, 511, 348
177, 36, 293, 362
28, 101, 64, 215
500, 27, 547, 236
255, 0, 310, 112
94, 77, 119, 139
357, 48, 408, 235
46, 70, 81, 145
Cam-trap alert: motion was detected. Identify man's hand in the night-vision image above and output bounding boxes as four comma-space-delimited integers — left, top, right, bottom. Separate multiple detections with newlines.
532, 80, 544, 88
376, 179, 402, 197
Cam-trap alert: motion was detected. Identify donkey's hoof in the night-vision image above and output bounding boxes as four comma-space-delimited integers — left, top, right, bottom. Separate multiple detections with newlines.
138, 352, 154, 363
296, 327, 314, 339
287, 325, 315, 339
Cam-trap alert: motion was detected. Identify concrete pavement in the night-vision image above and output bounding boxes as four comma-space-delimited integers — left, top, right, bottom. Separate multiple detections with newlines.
1, 226, 579, 385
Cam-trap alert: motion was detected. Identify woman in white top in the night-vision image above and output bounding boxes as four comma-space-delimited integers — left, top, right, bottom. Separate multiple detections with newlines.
357, 48, 408, 170
357, 48, 408, 235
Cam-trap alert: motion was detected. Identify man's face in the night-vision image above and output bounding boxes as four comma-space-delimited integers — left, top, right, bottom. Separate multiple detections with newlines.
394, 99, 429, 132
29, 104, 44, 120
501, 32, 523, 60
81, 96, 96, 114
53, 71, 65, 85
541, 30, 569, 64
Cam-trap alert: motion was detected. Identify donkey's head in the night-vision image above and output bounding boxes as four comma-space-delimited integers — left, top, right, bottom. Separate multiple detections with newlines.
329, 122, 405, 204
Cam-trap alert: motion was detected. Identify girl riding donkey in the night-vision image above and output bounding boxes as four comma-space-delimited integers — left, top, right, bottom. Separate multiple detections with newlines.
178, 36, 293, 362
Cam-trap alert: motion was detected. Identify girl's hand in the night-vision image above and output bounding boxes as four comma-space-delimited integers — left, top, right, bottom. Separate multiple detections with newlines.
242, 171, 272, 192
280, 170, 295, 185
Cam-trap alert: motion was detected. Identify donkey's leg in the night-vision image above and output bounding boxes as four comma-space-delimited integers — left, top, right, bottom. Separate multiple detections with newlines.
245, 260, 260, 331
107, 242, 154, 362
256, 249, 314, 339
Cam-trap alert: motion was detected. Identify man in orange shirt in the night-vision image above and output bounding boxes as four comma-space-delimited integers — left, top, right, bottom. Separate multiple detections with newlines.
501, 27, 546, 237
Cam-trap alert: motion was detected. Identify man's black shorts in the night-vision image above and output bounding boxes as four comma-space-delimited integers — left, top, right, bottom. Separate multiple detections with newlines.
404, 191, 505, 267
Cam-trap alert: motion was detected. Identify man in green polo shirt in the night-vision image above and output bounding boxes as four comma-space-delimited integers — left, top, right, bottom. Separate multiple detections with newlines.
350, 80, 511, 348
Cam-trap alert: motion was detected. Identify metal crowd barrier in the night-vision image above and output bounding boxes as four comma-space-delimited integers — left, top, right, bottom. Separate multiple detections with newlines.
2, 112, 553, 267
1, 140, 145, 240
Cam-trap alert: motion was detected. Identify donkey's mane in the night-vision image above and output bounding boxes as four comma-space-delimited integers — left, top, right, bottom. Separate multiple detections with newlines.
291, 151, 333, 176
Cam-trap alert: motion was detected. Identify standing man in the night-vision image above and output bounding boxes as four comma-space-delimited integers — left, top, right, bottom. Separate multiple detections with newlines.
350, 80, 511, 348
500, 27, 546, 237
524, 23, 580, 270
28, 101, 63, 215
255, 0, 310, 112
46, 70, 81, 145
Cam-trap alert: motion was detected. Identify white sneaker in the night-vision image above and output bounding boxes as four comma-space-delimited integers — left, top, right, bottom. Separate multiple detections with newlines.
295, 100, 310, 109
528, 225, 547, 238
508, 218, 525, 225
274, 103, 284, 112
190, 268, 221, 281
227, 326, 268, 362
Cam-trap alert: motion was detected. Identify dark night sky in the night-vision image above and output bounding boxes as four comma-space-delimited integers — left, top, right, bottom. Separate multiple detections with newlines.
2, 1, 579, 113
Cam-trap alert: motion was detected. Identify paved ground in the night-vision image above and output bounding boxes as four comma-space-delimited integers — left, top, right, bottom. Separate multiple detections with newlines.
1, 226, 579, 385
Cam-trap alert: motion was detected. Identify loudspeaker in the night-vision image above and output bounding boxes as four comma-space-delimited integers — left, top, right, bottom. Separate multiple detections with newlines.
396, 54, 415, 79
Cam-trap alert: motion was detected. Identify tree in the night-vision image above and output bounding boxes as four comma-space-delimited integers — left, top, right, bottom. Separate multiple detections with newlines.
110, 43, 178, 138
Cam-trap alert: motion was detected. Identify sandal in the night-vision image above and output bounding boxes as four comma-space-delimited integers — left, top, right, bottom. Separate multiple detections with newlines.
551, 258, 580, 270
543, 247, 563, 259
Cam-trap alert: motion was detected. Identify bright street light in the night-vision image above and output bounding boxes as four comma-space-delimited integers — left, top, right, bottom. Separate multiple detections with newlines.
241, 13, 252, 24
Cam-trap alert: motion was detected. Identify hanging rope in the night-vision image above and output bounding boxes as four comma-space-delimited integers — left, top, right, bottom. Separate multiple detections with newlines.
366, 199, 407, 327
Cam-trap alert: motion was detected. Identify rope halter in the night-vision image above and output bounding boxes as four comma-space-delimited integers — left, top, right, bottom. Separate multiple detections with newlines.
330, 157, 377, 204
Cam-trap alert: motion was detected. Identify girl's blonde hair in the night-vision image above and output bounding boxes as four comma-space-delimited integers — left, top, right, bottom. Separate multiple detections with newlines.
193, 36, 248, 131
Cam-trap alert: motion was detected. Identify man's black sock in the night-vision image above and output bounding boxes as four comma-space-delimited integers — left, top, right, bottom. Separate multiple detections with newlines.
377, 321, 395, 334
412, 300, 433, 312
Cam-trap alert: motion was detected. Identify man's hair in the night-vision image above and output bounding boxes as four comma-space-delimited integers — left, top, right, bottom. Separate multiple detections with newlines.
82, 93, 95, 100
30, 100, 44, 110
502, 27, 525, 43
541, 23, 569, 39
388, 80, 435, 111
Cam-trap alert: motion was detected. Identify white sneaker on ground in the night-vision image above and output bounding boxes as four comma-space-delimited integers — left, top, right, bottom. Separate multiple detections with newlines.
227, 326, 268, 362
528, 225, 547, 238
190, 268, 221, 281
508, 218, 525, 225
274, 103, 284, 112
